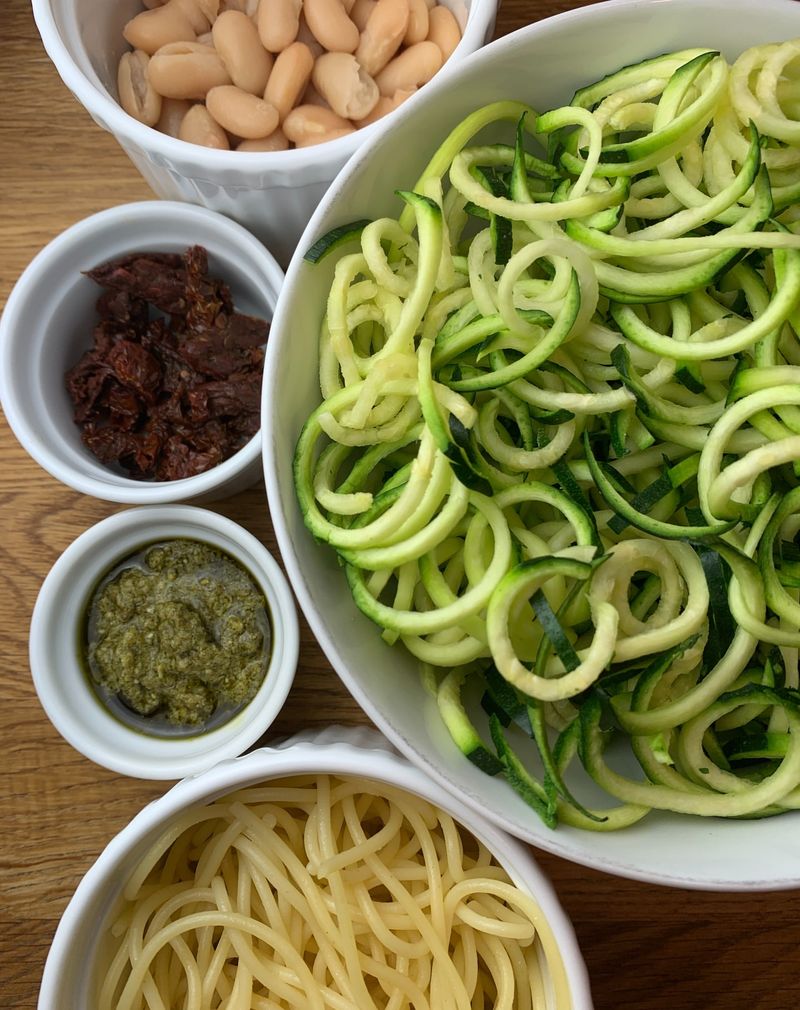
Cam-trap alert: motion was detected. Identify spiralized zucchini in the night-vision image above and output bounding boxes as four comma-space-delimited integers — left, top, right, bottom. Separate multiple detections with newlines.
296, 41, 800, 829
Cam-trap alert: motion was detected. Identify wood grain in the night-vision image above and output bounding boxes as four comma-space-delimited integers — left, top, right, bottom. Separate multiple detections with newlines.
0, 2, 798, 1008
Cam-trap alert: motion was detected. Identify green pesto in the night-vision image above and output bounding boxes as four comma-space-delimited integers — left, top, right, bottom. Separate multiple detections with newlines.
86, 539, 270, 730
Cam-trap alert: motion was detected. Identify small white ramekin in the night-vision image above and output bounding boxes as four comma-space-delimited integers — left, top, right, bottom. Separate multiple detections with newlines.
37, 725, 593, 1010
0, 200, 282, 504
29, 505, 299, 780
31, 0, 498, 267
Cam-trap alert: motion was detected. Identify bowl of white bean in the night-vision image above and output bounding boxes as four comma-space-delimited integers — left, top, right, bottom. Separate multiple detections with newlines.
32, 0, 498, 267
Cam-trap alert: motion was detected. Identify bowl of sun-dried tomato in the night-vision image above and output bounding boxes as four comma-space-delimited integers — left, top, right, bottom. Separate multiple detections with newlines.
0, 200, 283, 503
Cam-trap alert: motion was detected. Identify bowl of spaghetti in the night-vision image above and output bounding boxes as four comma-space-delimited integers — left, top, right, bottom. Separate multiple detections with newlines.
38, 726, 590, 1010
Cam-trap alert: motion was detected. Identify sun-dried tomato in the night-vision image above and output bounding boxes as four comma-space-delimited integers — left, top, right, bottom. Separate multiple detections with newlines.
106, 385, 143, 431
86, 252, 188, 315
65, 352, 112, 423
184, 244, 233, 331
106, 340, 162, 404
65, 245, 269, 482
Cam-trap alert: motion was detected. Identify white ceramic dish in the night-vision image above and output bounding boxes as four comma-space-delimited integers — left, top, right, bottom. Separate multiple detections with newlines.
37, 725, 592, 1010
0, 200, 282, 504
32, 0, 498, 268
263, 0, 800, 890
29, 504, 299, 779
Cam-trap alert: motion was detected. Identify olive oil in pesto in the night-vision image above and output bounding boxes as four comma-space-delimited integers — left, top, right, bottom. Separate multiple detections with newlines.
84, 539, 271, 737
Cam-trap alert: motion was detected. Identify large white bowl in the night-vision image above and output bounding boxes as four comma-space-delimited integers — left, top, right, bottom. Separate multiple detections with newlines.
38, 727, 592, 1009
32, 0, 498, 267
263, 0, 800, 890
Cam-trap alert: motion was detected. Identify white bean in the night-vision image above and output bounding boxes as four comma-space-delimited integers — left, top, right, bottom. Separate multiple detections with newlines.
118, 49, 163, 126
213, 9, 273, 94
374, 39, 441, 95
206, 84, 280, 137
148, 41, 231, 99
123, 3, 198, 56
355, 0, 409, 77
311, 51, 379, 119
178, 102, 230, 146
264, 42, 315, 121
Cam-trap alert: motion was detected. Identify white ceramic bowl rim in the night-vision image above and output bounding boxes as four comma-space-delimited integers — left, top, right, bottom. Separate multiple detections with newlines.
38, 727, 593, 1010
0, 200, 282, 503
262, 0, 800, 892
30, 0, 497, 183
29, 504, 300, 779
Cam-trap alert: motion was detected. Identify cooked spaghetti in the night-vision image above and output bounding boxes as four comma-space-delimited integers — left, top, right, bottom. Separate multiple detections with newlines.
97, 775, 571, 1010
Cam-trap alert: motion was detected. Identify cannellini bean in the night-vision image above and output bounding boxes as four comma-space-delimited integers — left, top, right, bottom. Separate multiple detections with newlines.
355, 0, 409, 76
312, 51, 379, 119
206, 84, 280, 137
237, 129, 289, 150
123, 3, 198, 55
170, 0, 212, 33
283, 103, 351, 144
264, 42, 315, 121
375, 39, 441, 94
353, 84, 413, 126
156, 96, 193, 135
296, 14, 325, 57
179, 103, 230, 146
257, 0, 302, 52
124, 0, 456, 152
143, 0, 221, 18
303, 0, 360, 54
426, 5, 460, 61
297, 126, 355, 146
403, 0, 429, 46
118, 50, 163, 126
350, 0, 376, 31
148, 41, 231, 99
213, 10, 273, 93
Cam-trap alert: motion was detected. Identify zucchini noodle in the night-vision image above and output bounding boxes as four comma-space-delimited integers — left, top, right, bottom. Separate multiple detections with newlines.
96, 776, 571, 1010
296, 41, 800, 829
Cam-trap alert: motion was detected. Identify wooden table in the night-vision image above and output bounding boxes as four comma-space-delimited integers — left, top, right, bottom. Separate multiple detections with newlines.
1, 2, 798, 1007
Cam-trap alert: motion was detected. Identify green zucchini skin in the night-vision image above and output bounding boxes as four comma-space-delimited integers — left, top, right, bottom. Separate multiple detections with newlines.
438, 667, 504, 776
304, 220, 373, 263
